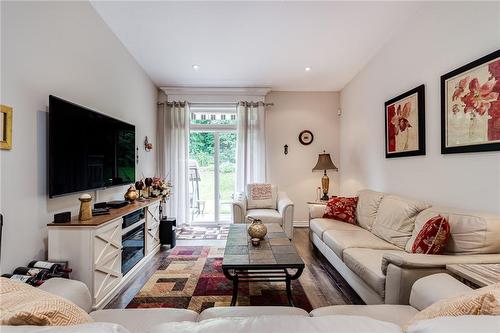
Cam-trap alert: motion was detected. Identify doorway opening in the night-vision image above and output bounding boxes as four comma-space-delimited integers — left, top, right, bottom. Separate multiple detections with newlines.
188, 105, 237, 224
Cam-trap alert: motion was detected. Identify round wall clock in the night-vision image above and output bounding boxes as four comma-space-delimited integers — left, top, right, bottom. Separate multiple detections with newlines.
298, 130, 314, 145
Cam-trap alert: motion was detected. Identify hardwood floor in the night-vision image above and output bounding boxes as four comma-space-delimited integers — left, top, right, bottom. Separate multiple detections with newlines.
105, 227, 363, 309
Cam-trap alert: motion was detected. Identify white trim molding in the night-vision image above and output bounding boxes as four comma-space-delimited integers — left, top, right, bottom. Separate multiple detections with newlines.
161, 87, 271, 103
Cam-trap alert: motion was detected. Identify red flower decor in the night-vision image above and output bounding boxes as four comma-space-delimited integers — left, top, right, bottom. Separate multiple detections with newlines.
323, 197, 359, 224
411, 215, 451, 255
453, 76, 499, 116
391, 102, 412, 134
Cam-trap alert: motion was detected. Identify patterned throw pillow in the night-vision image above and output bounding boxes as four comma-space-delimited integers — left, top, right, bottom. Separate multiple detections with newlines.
323, 197, 359, 224
246, 184, 277, 209
405, 283, 500, 329
411, 215, 451, 254
0, 277, 93, 326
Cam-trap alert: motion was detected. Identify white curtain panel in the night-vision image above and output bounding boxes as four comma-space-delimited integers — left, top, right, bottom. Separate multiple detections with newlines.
236, 101, 267, 193
158, 102, 190, 226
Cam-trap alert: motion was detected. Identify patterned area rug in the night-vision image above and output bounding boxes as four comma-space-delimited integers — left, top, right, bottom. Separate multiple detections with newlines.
126, 246, 313, 312
176, 225, 229, 240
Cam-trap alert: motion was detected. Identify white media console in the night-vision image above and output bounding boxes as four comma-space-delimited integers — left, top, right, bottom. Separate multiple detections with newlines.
47, 198, 161, 309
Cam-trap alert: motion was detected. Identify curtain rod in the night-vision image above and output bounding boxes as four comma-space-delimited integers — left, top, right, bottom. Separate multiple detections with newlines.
158, 101, 274, 107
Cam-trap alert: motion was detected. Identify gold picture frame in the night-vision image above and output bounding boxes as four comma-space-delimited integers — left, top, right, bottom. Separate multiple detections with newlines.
0, 105, 13, 150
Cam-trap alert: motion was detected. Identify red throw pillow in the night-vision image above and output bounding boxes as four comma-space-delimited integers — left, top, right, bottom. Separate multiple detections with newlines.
412, 215, 451, 254
323, 197, 359, 224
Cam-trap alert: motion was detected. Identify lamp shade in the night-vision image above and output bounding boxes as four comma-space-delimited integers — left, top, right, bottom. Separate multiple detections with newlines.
312, 153, 338, 171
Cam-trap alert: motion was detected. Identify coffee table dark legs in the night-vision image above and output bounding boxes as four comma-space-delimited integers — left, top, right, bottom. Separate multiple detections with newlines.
230, 274, 239, 306
285, 274, 294, 306
223, 267, 304, 307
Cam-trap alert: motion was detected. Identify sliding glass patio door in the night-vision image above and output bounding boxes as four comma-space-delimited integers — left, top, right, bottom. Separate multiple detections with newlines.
188, 105, 237, 224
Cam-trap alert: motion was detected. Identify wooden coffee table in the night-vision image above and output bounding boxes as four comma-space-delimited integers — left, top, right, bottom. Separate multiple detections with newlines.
222, 224, 305, 306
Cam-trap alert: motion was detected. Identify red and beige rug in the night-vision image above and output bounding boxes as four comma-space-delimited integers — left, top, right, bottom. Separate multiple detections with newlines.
126, 246, 313, 312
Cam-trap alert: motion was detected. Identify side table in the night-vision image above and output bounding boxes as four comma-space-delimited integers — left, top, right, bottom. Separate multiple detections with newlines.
446, 263, 500, 288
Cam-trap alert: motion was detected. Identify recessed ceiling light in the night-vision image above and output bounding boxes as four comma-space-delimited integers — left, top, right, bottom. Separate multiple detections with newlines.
305, 66, 312, 72
192, 64, 200, 70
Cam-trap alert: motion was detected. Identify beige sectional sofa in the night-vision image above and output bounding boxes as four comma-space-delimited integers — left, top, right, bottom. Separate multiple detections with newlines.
309, 189, 500, 305
3, 274, 499, 333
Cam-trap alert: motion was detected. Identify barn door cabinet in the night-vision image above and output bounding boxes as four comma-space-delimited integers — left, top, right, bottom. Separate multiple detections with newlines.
47, 198, 161, 309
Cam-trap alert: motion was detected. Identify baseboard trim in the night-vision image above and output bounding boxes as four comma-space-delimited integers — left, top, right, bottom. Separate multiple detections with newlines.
293, 220, 309, 227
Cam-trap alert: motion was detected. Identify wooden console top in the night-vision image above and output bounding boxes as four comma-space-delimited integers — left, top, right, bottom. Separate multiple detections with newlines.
47, 197, 161, 228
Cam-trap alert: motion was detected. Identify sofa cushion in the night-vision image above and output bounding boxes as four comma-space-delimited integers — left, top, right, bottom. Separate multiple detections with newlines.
309, 218, 360, 239
149, 315, 402, 333
356, 189, 385, 231
89, 308, 197, 333
371, 195, 430, 249
246, 184, 278, 209
0, 278, 93, 326
246, 209, 281, 224
406, 315, 500, 333
322, 229, 400, 259
323, 197, 358, 224
343, 248, 403, 297
0, 323, 130, 333
198, 306, 308, 321
310, 304, 418, 327
406, 206, 500, 254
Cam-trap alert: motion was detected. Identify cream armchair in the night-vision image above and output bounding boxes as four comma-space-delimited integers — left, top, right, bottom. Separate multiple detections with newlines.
232, 190, 294, 239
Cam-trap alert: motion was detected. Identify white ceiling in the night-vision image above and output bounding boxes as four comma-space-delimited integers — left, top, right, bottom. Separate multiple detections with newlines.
91, 1, 423, 91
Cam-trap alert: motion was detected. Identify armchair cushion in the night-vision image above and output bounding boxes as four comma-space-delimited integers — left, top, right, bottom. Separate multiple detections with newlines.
246, 184, 277, 209
247, 209, 282, 224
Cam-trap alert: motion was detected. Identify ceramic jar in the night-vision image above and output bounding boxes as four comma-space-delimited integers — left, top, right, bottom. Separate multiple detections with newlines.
247, 218, 267, 240
78, 194, 92, 221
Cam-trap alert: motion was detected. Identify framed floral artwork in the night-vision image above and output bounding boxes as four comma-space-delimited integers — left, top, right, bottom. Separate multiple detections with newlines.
441, 49, 500, 154
385, 85, 426, 158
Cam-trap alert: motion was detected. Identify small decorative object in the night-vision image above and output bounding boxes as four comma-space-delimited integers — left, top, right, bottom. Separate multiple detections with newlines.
251, 238, 261, 246
144, 136, 153, 152
316, 187, 322, 202
385, 85, 426, 158
298, 130, 314, 145
284, 144, 288, 155
124, 185, 138, 202
135, 180, 145, 199
144, 177, 153, 198
312, 151, 338, 200
0, 105, 13, 150
78, 194, 92, 221
441, 49, 500, 154
247, 217, 267, 240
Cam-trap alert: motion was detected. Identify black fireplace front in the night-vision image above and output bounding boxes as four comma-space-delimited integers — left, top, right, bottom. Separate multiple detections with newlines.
121, 210, 145, 275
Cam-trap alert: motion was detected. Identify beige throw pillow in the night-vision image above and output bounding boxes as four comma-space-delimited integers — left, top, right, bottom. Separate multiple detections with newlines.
406, 283, 500, 328
0, 277, 93, 326
246, 184, 277, 209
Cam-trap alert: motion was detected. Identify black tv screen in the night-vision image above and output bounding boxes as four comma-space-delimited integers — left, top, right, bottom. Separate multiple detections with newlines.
49, 95, 135, 197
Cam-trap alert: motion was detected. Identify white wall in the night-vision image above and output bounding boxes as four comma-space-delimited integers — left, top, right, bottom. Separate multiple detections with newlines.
266, 92, 340, 223
0, 1, 158, 273
339, 2, 500, 214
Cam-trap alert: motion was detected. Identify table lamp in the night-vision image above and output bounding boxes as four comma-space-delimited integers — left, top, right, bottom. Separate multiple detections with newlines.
312, 151, 338, 201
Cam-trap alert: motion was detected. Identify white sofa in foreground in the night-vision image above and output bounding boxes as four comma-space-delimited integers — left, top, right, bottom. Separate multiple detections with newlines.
2, 274, 499, 333
309, 189, 500, 305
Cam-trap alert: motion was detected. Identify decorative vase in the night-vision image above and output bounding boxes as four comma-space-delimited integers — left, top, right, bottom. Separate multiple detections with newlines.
78, 194, 92, 221
247, 218, 267, 240
124, 186, 138, 202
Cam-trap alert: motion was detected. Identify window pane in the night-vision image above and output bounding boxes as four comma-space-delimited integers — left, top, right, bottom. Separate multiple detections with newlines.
219, 132, 236, 221
190, 111, 237, 125
189, 132, 214, 223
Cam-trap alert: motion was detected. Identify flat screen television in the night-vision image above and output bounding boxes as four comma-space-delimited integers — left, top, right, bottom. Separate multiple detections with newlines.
49, 95, 135, 197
